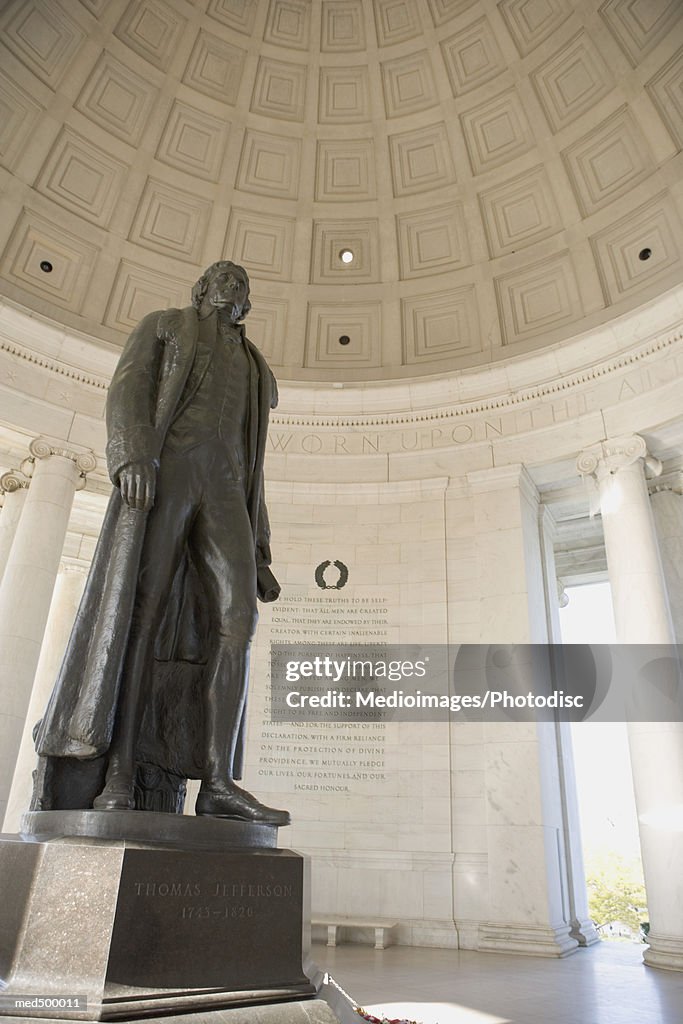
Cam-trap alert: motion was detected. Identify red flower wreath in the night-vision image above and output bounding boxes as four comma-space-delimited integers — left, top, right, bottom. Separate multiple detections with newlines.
354, 1010, 422, 1024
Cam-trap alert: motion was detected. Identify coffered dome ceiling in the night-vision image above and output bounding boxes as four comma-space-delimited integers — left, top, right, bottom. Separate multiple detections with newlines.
0, 0, 681, 381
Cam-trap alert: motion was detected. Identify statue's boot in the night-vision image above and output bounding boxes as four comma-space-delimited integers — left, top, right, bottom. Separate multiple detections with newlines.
92, 768, 135, 811
195, 784, 290, 825
196, 641, 291, 826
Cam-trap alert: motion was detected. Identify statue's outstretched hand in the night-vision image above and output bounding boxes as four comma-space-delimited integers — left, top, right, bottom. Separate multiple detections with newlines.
118, 461, 157, 512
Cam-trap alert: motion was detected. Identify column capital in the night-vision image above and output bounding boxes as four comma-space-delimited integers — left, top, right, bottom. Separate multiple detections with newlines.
21, 438, 97, 479
0, 469, 30, 494
576, 435, 662, 482
649, 470, 683, 496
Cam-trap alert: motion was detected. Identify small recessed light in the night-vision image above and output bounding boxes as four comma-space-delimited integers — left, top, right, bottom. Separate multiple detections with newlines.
339, 249, 354, 264
39, 260, 53, 273
339, 335, 351, 346
638, 248, 652, 261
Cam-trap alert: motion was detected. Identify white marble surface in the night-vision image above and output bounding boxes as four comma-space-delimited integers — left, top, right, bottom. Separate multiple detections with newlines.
584, 439, 683, 970
0, 451, 83, 822
0, 480, 27, 585
651, 487, 683, 645
3, 563, 87, 831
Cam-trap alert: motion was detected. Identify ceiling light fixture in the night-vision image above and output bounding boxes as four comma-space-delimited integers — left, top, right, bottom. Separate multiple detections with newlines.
39, 260, 53, 273
339, 249, 354, 264
638, 248, 652, 261
339, 335, 351, 346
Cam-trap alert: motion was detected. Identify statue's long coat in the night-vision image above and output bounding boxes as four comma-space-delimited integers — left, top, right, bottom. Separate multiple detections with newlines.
35, 306, 277, 779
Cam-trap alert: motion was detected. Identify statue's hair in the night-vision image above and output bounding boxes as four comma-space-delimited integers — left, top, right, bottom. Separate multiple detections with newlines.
191, 261, 252, 318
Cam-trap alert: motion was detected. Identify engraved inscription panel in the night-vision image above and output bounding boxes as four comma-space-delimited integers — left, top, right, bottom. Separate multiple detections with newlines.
253, 595, 390, 795
107, 848, 307, 990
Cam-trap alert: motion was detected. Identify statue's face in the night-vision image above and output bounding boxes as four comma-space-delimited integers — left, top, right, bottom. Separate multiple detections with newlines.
204, 265, 249, 323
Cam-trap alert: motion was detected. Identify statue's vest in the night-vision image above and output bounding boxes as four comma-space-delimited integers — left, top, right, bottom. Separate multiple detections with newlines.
165, 327, 250, 468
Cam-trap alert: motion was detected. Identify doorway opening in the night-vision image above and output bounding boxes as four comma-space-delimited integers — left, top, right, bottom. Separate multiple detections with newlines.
559, 581, 648, 944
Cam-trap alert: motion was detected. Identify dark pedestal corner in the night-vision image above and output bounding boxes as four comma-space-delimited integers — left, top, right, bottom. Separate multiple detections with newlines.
0, 811, 346, 1022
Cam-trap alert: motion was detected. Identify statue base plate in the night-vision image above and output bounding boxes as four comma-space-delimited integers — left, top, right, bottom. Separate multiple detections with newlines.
21, 809, 278, 849
0, 826, 315, 1020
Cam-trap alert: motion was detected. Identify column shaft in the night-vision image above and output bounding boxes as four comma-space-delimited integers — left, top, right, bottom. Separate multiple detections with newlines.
578, 436, 683, 971
650, 483, 683, 643
3, 563, 88, 831
0, 440, 95, 824
0, 473, 29, 585
598, 461, 674, 643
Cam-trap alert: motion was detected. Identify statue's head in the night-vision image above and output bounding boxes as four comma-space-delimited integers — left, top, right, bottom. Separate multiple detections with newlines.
192, 261, 251, 323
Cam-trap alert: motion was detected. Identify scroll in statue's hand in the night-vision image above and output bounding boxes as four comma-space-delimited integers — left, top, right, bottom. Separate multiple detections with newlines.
118, 461, 157, 512
257, 565, 281, 603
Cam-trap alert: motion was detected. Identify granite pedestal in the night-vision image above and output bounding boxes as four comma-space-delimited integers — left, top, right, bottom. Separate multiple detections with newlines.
0, 812, 320, 1021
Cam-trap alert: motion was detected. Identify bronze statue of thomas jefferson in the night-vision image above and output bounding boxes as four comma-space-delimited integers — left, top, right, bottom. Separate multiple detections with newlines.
34, 261, 289, 825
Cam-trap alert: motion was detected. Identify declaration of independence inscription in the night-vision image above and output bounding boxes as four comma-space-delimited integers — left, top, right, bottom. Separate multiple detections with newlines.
253, 594, 391, 794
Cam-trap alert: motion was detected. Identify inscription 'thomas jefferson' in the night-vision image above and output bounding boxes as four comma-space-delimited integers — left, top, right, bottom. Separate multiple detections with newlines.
134, 881, 295, 898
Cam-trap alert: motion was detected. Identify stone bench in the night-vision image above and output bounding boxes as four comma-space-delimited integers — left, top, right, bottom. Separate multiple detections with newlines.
312, 916, 399, 950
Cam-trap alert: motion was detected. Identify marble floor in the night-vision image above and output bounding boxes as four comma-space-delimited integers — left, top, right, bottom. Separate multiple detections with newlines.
313, 940, 683, 1024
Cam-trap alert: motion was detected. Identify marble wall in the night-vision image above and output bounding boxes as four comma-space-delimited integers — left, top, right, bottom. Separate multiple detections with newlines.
241, 479, 457, 947
234, 470, 585, 954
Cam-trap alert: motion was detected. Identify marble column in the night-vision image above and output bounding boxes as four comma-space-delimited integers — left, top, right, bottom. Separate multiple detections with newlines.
0, 439, 96, 825
0, 470, 29, 585
578, 435, 683, 971
2, 562, 88, 831
464, 465, 579, 957
649, 472, 683, 644
577, 435, 674, 643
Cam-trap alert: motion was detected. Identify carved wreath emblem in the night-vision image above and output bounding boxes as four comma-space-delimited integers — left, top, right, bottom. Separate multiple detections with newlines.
315, 560, 349, 590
